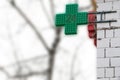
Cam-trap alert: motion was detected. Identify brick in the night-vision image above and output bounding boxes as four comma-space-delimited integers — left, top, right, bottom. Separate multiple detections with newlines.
106, 48, 120, 57
115, 29, 120, 37
97, 30, 105, 39
97, 2, 112, 11
97, 39, 109, 48
105, 12, 119, 21
115, 67, 120, 77
111, 58, 120, 67
97, 23, 109, 29
97, 78, 109, 80
111, 38, 120, 47
97, 49, 105, 58
97, 58, 109, 67
113, 1, 120, 10
106, 30, 113, 38
97, 0, 104, 3
105, 68, 114, 77
97, 68, 105, 78
105, 0, 118, 2
110, 78, 120, 80
97, 14, 104, 21
118, 10, 120, 18
111, 19, 120, 27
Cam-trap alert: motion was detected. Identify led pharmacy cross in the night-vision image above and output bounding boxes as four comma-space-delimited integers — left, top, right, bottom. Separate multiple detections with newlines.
55, 4, 117, 35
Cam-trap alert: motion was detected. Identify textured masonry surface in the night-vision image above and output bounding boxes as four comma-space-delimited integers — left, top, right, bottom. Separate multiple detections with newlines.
97, 0, 120, 80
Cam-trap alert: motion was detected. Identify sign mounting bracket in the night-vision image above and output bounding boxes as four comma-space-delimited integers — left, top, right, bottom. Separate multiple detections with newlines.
88, 11, 117, 23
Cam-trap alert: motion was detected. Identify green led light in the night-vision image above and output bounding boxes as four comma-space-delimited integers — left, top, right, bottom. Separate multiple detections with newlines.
55, 4, 88, 35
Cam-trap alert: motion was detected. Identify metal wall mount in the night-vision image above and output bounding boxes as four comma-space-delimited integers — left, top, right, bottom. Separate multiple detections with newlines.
88, 11, 117, 23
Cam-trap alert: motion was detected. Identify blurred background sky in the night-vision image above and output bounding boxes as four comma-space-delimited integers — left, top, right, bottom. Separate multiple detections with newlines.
0, 0, 96, 80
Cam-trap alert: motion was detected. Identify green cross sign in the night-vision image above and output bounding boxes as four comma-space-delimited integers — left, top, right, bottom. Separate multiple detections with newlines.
55, 4, 88, 35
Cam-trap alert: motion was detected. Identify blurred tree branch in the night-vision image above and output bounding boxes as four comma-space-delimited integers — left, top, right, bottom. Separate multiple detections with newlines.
9, 0, 50, 52
0, 67, 10, 78
12, 69, 48, 78
39, 0, 54, 27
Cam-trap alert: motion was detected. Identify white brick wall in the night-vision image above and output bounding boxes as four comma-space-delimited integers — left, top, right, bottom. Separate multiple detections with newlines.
97, 23, 109, 29
106, 48, 120, 57
106, 30, 113, 38
97, 68, 105, 78
97, 78, 109, 80
111, 58, 120, 67
97, 30, 105, 39
110, 78, 120, 80
105, 68, 114, 77
97, 58, 109, 68
115, 67, 120, 77
96, 0, 104, 3
113, 1, 120, 10
111, 38, 120, 47
97, 39, 109, 48
97, 2, 112, 11
97, 49, 105, 58
97, 0, 120, 80
115, 29, 120, 37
